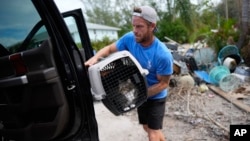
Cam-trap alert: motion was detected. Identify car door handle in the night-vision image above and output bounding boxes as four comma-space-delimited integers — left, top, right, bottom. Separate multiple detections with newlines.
0, 75, 28, 88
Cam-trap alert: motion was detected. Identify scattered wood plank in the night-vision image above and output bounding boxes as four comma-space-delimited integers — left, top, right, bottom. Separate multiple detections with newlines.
208, 85, 250, 113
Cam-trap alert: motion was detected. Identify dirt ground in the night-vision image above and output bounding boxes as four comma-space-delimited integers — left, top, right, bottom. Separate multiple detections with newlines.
95, 76, 250, 141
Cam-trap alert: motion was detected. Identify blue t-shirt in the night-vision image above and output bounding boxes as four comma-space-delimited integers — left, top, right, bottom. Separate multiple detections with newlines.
116, 32, 173, 99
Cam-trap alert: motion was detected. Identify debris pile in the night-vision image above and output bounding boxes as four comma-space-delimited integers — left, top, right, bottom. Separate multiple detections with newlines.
164, 40, 250, 140
168, 41, 250, 92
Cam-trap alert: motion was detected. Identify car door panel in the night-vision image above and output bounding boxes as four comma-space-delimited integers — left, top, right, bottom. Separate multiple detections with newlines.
0, 39, 69, 141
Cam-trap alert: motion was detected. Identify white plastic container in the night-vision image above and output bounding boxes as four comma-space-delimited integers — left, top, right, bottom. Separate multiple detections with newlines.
88, 51, 149, 115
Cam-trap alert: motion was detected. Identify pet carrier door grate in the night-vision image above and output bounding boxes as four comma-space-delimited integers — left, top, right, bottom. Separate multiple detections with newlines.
88, 51, 148, 115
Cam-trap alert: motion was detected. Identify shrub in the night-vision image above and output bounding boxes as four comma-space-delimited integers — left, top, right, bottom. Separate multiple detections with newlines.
156, 20, 188, 43
91, 36, 116, 51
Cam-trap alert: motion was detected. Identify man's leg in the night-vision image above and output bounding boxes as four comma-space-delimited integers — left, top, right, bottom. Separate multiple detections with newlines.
143, 124, 166, 141
147, 127, 165, 141
138, 98, 167, 141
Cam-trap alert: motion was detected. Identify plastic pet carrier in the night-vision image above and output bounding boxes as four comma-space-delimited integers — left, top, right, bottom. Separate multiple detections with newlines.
88, 51, 148, 115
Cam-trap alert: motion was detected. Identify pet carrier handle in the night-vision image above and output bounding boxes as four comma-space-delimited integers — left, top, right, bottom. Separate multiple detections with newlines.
95, 51, 149, 76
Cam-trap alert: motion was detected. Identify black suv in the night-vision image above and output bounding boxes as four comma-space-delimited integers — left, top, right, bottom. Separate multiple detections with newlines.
0, 0, 147, 141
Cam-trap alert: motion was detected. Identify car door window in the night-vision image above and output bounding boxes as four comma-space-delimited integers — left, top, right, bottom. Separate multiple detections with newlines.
29, 26, 48, 48
0, 1, 84, 54
0, 0, 40, 53
8, 14, 87, 61
65, 17, 82, 48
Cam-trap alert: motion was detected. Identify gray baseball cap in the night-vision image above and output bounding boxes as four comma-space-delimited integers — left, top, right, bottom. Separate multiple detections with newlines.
133, 6, 158, 23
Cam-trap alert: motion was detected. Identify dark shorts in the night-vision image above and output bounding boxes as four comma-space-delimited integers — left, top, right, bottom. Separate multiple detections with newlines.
137, 97, 166, 130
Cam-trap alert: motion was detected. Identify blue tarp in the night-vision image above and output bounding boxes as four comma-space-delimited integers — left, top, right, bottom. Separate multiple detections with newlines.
194, 70, 214, 84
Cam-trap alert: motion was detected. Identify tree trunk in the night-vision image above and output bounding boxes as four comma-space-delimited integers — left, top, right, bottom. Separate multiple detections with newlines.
237, 0, 249, 49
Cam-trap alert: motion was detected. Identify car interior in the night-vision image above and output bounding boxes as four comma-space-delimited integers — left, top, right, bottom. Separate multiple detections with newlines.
0, 39, 70, 140
0, 1, 86, 140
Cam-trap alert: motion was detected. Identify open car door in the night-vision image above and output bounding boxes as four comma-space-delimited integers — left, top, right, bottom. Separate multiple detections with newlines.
0, 0, 98, 140
0, 0, 148, 140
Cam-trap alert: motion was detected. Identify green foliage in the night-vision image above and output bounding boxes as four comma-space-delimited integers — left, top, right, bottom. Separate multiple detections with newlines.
188, 12, 216, 43
205, 19, 239, 53
83, 0, 244, 52
85, 0, 133, 28
156, 19, 188, 44
189, 26, 210, 43
76, 43, 83, 49
8, 43, 21, 53
175, 0, 193, 29
118, 25, 132, 37
91, 36, 116, 51
199, 9, 218, 29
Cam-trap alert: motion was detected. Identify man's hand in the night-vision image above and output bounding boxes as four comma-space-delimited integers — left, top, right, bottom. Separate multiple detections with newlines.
84, 43, 117, 66
84, 56, 99, 66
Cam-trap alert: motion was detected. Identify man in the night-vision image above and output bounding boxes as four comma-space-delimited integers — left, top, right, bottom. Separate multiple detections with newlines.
85, 5, 173, 141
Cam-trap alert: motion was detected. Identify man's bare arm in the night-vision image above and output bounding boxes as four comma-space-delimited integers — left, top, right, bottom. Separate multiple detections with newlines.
85, 42, 117, 66
147, 74, 171, 97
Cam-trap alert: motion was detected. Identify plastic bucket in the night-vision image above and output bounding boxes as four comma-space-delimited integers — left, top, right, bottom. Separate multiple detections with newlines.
218, 45, 242, 65
219, 74, 242, 92
209, 66, 230, 85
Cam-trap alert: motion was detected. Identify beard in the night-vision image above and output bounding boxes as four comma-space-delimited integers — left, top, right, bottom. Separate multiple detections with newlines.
135, 32, 151, 43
